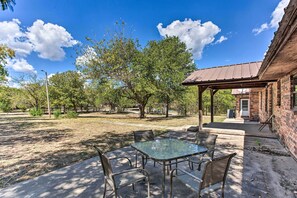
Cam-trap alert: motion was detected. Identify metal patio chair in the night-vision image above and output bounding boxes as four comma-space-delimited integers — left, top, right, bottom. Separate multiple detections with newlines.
188, 133, 218, 171
133, 130, 156, 168
93, 146, 150, 197
170, 153, 236, 198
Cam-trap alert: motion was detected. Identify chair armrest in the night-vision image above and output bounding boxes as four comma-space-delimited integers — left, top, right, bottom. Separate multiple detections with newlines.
109, 156, 133, 167
170, 168, 203, 183
112, 168, 149, 177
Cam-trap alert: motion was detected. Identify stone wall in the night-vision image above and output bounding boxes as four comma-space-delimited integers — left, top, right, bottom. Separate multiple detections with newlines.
249, 88, 260, 121
258, 73, 297, 159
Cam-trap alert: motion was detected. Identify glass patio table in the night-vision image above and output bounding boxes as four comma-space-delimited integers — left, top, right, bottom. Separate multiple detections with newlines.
131, 138, 208, 197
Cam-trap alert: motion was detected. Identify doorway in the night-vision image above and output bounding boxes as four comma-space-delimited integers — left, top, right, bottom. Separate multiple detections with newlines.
240, 99, 249, 117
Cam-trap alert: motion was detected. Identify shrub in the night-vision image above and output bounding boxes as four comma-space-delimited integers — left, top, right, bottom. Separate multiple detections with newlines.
66, 111, 78, 118
0, 101, 12, 112
53, 109, 61, 119
29, 108, 43, 117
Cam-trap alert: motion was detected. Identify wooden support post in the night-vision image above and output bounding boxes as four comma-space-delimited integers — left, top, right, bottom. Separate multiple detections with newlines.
210, 89, 214, 123
198, 86, 207, 131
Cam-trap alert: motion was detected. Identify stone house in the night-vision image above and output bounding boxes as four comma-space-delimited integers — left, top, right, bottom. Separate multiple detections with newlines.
183, 0, 297, 159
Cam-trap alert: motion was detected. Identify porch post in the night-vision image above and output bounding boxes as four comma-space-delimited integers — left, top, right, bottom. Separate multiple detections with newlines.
210, 89, 218, 123
198, 86, 207, 131
210, 89, 214, 123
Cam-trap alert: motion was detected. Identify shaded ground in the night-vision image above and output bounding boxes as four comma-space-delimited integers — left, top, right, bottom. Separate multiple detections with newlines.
0, 111, 224, 188
1, 130, 296, 197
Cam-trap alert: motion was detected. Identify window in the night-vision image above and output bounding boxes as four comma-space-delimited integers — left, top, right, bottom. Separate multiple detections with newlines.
260, 92, 262, 110
292, 76, 297, 110
265, 87, 268, 112
277, 80, 281, 106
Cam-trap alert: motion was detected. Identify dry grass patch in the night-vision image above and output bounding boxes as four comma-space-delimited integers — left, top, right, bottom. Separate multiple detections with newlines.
0, 111, 224, 188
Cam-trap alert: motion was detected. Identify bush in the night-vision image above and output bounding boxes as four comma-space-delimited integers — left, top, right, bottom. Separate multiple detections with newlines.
66, 111, 78, 118
53, 109, 61, 119
29, 108, 43, 117
0, 101, 12, 112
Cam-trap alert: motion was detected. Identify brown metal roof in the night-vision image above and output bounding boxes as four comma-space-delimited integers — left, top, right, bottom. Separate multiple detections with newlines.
183, 61, 262, 85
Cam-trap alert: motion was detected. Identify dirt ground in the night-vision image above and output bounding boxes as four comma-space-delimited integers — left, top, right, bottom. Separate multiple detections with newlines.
0, 111, 224, 188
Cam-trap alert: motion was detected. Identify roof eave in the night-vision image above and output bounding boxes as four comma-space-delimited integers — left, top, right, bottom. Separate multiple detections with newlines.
259, 0, 297, 79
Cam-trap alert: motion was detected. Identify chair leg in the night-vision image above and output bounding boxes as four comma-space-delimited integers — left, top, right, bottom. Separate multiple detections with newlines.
103, 180, 107, 198
147, 177, 150, 198
135, 153, 138, 168
222, 186, 225, 198
153, 160, 156, 167
142, 155, 145, 169
197, 162, 202, 171
170, 177, 173, 197
132, 183, 135, 191
114, 189, 118, 198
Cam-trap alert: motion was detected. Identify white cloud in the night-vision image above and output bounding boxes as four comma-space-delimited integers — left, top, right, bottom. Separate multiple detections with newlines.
157, 19, 221, 59
253, 0, 289, 35
48, 73, 55, 79
76, 46, 97, 66
0, 19, 78, 74
27, 20, 78, 61
4, 76, 20, 88
0, 19, 78, 61
6, 58, 37, 74
215, 36, 228, 44
0, 19, 33, 56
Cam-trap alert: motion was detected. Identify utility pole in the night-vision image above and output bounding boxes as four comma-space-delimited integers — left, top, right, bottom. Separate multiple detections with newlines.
41, 70, 51, 118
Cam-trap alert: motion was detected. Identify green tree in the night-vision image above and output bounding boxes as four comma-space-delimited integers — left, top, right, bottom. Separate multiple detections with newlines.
145, 36, 195, 117
49, 71, 86, 112
77, 29, 157, 118
0, 45, 15, 82
15, 74, 46, 110
176, 86, 198, 116
1, 0, 15, 11
0, 86, 12, 112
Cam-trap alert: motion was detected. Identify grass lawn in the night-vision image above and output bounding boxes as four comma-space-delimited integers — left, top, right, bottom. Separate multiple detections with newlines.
0, 111, 225, 188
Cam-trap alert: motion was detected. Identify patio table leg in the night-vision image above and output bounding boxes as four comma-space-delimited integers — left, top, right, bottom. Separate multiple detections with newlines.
162, 161, 166, 198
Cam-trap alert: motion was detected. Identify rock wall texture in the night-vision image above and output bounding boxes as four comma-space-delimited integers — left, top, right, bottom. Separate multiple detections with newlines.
258, 73, 297, 159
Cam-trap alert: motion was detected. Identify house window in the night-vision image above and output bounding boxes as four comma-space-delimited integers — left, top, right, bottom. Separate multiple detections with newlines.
277, 80, 281, 106
292, 76, 297, 110
265, 87, 268, 112
260, 92, 262, 110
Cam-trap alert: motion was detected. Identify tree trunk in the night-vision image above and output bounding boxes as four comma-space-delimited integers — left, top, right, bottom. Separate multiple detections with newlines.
165, 96, 169, 118
73, 103, 77, 112
139, 104, 145, 118
35, 99, 39, 110
184, 105, 187, 116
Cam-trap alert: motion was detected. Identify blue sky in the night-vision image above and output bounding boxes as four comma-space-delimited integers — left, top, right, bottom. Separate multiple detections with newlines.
0, 0, 289, 81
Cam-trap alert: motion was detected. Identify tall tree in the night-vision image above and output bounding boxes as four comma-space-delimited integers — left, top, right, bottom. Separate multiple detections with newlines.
77, 28, 157, 118
49, 71, 86, 112
17, 74, 46, 110
0, 45, 15, 83
145, 36, 195, 117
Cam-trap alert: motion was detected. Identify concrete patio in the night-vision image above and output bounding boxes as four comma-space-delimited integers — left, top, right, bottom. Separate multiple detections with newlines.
1, 122, 297, 198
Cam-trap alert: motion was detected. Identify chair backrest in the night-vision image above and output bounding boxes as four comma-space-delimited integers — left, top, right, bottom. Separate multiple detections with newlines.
93, 146, 113, 178
199, 153, 236, 191
196, 132, 218, 158
133, 130, 154, 142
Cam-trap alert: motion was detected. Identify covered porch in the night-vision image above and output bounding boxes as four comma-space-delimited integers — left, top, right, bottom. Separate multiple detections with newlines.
182, 61, 275, 131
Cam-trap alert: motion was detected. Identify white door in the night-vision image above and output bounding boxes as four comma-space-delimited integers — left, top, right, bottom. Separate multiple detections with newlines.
240, 99, 249, 117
